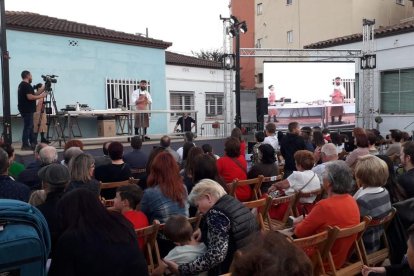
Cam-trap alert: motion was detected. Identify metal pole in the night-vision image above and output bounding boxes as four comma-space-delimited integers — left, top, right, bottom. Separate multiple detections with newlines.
0, 0, 12, 144
234, 30, 241, 129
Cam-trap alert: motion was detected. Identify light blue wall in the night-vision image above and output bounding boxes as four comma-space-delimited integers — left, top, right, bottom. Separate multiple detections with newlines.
1, 30, 168, 141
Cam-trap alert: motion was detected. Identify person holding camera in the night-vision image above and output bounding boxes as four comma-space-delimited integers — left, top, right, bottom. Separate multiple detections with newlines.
17, 70, 48, 151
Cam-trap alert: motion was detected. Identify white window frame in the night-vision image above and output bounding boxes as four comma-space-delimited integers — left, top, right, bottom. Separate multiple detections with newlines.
257, 3, 263, 15
205, 93, 224, 119
170, 91, 194, 119
105, 78, 150, 109
287, 30, 293, 43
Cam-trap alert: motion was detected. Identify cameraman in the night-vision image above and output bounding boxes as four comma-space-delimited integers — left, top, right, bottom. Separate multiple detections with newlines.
17, 70, 47, 151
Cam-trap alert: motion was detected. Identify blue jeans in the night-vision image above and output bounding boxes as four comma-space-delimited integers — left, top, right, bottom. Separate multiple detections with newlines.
21, 112, 36, 146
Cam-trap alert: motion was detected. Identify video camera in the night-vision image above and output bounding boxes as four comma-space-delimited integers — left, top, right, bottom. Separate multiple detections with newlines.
41, 74, 58, 91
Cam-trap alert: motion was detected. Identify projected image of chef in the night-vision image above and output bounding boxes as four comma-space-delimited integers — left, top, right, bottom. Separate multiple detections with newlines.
330, 77, 345, 124
267, 85, 278, 123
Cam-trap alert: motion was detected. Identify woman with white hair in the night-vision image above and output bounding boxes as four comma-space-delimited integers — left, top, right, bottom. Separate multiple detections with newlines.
164, 179, 258, 275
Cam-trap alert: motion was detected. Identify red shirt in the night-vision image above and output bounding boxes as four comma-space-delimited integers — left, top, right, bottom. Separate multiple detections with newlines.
217, 155, 251, 201
294, 194, 360, 269
123, 210, 149, 250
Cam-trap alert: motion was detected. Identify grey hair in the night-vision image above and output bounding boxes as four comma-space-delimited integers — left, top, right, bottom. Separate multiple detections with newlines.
39, 146, 58, 165
64, 147, 83, 165
188, 179, 227, 206
321, 143, 338, 157
323, 160, 354, 194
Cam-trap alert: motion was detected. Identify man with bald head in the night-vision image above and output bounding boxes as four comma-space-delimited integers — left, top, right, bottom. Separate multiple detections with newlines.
312, 143, 339, 184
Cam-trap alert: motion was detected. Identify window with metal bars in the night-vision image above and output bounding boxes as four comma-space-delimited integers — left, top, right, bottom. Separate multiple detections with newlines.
380, 68, 414, 113
105, 78, 150, 109
170, 91, 194, 118
205, 93, 224, 119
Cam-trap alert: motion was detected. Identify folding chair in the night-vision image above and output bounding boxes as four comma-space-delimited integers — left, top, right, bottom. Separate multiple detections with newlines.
229, 175, 264, 201
359, 208, 396, 266
322, 216, 371, 276
292, 231, 329, 275
135, 222, 161, 273
263, 193, 296, 231
242, 196, 272, 231
292, 188, 323, 217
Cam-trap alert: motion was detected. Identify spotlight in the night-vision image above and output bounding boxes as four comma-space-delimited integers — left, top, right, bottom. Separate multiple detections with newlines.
228, 27, 237, 38
240, 22, 248, 33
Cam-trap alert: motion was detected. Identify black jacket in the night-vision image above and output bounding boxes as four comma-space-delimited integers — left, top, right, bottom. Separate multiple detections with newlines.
280, 133, 306, 171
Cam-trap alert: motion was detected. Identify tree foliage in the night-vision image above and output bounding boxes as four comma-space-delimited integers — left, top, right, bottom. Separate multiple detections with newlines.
192, 49, 224, 62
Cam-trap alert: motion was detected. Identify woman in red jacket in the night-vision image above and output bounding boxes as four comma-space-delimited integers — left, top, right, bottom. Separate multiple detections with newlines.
217, 137, 251, 201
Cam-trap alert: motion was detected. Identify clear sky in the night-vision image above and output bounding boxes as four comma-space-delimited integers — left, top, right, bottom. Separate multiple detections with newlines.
5, 0, 231, 55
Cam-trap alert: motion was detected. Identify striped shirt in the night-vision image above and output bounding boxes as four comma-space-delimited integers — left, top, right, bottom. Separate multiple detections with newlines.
355, 188, 392, 253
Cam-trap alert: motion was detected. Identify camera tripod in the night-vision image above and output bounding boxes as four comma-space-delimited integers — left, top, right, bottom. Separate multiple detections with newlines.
36, 85, 66, 148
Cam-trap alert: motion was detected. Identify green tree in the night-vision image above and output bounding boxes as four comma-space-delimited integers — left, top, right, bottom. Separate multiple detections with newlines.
192, 49, 224, 62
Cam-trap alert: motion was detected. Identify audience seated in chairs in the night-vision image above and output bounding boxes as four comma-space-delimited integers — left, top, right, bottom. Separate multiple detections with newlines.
362, 224, 414, 276
18, 144, 56, 190
231, 127, 246, 156
0, 142, 25, 179
123, 136, 148, 178
61, 147, 83, 167
397, 141, 414, 199
293, 160, 360, 270
48, 189, 148, 276
164, 179, 258, 275
248, 143, 279, 194
113, 185, 149, 250
217, 137, 251, 201
36, 163, 70, 259
354, 155, 392, 254
66, 153, 101, 196
63, 139, 84, 151
270, 150, 320, 206
160, 135, 181, 164
376, 155, 406, 203
345, 127, 370, 169
201, 143, 219, 160
95, 141, 131, 199
140, 151, 189, 256
94, 141, 112, 168
0, 148, 30, 202
181, 141, 196, 170
181, 147, 204, 195
177, 131, 195, 161
154, 215, 207, 276
231, 231, 312, 276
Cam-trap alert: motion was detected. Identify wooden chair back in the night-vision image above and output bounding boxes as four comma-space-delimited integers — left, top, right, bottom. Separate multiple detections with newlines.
292, 231, 329, 275
158, 214, 203, 233
260, 174, 283, 197
100, 179, 134, 190
263, 193, 296, 231
322, 216, 371, 276
359, 207, 396, 266
292, 188, 323, 217
230, 175, 264, 201
242, 196, 272, 231
135, 222, 161, 273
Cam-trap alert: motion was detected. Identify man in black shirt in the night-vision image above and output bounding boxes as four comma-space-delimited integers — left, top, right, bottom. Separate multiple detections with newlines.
17, 70, 47, 150
398, 141, 414, 199
174, 113, 196, 133
280, 121, 306, 178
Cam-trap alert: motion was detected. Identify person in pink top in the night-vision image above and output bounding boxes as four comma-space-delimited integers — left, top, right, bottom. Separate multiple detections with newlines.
267, 85, 279, 123
113, 185, 149, 250
330, 77, 346, 124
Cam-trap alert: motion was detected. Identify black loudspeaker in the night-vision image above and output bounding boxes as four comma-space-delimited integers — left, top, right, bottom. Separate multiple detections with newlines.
256, 98, 268, 122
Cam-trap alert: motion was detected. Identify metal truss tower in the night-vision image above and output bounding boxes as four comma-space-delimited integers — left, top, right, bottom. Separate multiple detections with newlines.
222, 13, 234, 135
361, 19, 376, 129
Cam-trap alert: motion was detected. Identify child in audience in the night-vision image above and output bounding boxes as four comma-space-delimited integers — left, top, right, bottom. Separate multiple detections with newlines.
113, 185, 149, 249
157, 215, 207, 276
